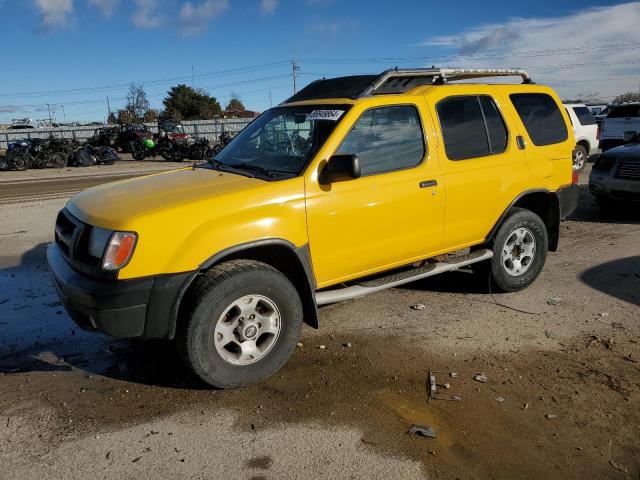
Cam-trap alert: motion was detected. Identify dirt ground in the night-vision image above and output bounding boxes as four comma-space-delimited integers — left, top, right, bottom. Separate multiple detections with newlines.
0, 166, 638, 479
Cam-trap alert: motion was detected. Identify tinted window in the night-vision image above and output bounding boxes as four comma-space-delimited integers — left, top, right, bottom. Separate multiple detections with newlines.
437, 96, 489, 160
510, 93, 568, 146
572, 106, 596, 126
480, 96, 508, 154
607, 104, 640, 118
437, 96, 508, 160
336, 105, 424, 175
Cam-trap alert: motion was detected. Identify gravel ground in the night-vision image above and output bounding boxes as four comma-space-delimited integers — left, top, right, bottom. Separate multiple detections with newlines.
0, 168, 638, 479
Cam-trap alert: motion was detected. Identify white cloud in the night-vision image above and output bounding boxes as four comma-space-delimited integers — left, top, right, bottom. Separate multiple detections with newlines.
312, 20, 356, 36
34, 0, 73, 29
87, 0, 119, 19
416, 3, 640, 102
179, 0, 229, 36
132, 0, 162, 29
260, 0, 278, 15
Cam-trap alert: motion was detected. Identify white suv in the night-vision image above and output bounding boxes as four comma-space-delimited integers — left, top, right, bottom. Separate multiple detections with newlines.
599, 103, 640, 152
564, 103, 598, 170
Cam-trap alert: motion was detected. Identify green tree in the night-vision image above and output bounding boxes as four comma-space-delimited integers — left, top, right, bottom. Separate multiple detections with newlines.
162, 84, 222, 120
225, 94, 246, 116
613, 92, 640, 103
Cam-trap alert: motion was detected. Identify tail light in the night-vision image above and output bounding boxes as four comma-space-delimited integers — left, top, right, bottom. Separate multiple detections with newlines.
572, 171, 579, 184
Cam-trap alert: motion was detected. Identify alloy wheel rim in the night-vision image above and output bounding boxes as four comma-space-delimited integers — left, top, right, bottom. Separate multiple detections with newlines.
501, 227, 536, 277
213, 294, 281, 366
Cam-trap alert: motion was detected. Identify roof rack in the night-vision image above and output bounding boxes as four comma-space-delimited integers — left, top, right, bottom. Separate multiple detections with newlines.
359, 68, 533, 97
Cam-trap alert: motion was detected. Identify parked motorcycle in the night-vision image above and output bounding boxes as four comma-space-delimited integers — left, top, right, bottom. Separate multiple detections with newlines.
5, 136, 78, 171
70, 144, 119, 167
211, 131, 233, 156
189, 137, 214, 161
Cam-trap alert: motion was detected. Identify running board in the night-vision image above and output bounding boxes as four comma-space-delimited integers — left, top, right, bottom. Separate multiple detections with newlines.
315, 249, 493, 306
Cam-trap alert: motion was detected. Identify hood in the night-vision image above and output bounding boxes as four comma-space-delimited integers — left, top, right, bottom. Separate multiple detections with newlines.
67, 167, 264, 228
603, 142, 640, 161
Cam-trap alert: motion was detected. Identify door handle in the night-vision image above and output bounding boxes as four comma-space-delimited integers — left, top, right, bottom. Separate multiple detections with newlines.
516, 135, 526, 150
420, 180, 437, 188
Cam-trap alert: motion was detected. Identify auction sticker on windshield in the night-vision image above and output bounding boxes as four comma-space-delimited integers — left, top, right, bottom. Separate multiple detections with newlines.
306, 110, 345, 121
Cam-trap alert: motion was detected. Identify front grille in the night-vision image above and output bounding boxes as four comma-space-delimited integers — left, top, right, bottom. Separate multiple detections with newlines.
55, 209, 82, 257
54, 209, 116, 278
616, 162, 640, 180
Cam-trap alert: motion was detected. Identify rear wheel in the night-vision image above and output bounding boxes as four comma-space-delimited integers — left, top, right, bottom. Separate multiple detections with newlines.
573, 145, 587, 171
477, 208, 548, 292
8, 153, 31, 171
177, 260, 303, 388
48, 152, 67, 168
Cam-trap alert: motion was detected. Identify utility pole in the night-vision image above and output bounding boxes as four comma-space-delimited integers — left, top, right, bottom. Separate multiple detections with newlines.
291, 60, 300, 94
46, 103, 52, 125
106, 96, 111, 122
269, 90, 272, 108
60, 104, 66, 123
192, 66, 195, 89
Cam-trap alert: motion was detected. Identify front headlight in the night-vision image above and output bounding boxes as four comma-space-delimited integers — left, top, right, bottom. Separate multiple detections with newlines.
88, 227, 112, 259
102, 231, 137, 271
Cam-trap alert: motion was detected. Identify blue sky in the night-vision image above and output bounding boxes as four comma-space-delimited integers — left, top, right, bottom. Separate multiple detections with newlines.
1, 0, 639, 123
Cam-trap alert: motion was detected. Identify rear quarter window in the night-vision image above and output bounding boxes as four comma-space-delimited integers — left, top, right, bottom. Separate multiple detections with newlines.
572, 106, 596, 126
510, 93, 568, 146
607, 104, 640, 118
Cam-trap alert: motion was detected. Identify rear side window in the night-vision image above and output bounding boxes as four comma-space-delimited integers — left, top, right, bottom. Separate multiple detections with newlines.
572, 106, 596, 126
510, 93, 568, 146
607, 104, 640, 118
437, 95, 508, 160
336, 105, 425, 175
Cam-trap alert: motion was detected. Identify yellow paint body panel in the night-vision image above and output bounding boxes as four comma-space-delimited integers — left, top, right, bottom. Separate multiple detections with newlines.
67, 168, 307, 279
65, 82, 574, 286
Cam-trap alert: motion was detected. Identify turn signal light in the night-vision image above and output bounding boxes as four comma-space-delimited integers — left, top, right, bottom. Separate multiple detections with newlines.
103, 232, 137, 271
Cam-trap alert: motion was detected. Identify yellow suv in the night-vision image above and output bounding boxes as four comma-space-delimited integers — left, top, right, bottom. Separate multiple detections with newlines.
48, 68, 579, 388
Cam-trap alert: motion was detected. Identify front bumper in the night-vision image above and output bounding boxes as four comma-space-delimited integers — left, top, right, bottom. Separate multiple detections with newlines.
589, 174, 640, 201
557, 184, 580, 219
47, 243, 195, 339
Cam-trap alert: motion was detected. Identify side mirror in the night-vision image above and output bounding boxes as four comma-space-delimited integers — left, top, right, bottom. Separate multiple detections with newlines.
320, 154, 361, 184
623, 131, 636, 142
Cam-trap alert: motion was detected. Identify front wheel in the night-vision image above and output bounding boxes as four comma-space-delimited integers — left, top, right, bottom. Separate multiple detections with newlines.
177, 260, 303, 388
478, 208, 548, 292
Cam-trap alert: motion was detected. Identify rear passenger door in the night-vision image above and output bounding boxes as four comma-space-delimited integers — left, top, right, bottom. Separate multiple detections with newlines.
428, 88, 530, 249
506, 92, 572, 184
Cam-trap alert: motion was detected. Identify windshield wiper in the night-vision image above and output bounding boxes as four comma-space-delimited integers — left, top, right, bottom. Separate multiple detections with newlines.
230, 163, 281, 178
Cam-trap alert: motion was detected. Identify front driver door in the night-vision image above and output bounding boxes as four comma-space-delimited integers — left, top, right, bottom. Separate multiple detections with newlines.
305, 102, 445, 288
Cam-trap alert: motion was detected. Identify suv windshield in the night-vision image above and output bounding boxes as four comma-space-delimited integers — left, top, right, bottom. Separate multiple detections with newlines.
211, 104, 350, 179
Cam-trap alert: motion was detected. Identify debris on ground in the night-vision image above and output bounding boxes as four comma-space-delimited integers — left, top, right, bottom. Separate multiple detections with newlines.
296, 342, 303, 348
410, 303, 426, 310
473, 373, 488, 383
598, 312, 609, 317
343, 342, 352, 348
545, 414, 558, 419
609, 460, 628, 473
317, 345, 326, 350
495, 396, 505, 402
547, 297, 562, 305
408, 424, 437, 438
587, 335, 614, 350
428, 371, 462, 402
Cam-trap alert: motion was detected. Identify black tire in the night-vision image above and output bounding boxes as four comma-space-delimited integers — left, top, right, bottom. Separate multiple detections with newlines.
132, 149, 145, 161
479, 208, 548, 293
177, 259, 303, 388
8, 154, 31, 171
594, 194, 618, 209
49, 152, 67, 168
573, 145, 587, 171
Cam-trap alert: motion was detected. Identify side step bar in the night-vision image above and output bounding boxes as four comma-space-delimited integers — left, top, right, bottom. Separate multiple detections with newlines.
315, 249, 493, 306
